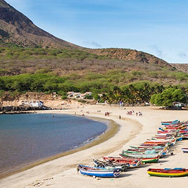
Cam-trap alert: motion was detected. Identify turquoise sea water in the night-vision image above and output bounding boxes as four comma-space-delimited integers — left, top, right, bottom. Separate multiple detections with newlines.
0, 113, 107, 176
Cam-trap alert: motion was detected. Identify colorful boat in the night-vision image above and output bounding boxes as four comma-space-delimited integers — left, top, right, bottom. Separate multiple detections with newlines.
157, 129, 177, 135
102, 156, 142, 168
93, 159, 129, 171
120, 154, 160, 163
145, 138, 176, 146
121, 152, 160, 158
161, 120, 180, 125
124, 148, 167, 157
141, 142, 169, 147
77, 164, 121, 178
147, 168, 188, 177
181, 148, 188, 153
181, 134, 188, 139
130, 145, 165, 150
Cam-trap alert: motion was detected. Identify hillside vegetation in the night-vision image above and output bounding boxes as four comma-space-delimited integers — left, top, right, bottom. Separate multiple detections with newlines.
0, 46, 188, 85
0, 0, 188, 106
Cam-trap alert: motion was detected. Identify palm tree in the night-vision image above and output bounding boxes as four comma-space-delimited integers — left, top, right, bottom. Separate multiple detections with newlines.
0, 90, 5, 109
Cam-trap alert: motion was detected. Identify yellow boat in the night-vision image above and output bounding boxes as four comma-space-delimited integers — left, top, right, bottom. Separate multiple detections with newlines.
147, 168, 188, 177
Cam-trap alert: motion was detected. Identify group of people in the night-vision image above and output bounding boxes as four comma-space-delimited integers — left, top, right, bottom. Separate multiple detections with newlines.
127, 110, 142, 116
136, 111, 142, 116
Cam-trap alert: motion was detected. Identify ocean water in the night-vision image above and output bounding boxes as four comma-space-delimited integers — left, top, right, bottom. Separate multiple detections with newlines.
0, 113, 107, 176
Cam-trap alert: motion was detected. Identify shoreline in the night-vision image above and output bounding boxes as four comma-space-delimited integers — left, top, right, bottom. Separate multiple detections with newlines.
0, 115, 120, 180
1, 105, 188, 188
0, 105, 142, 188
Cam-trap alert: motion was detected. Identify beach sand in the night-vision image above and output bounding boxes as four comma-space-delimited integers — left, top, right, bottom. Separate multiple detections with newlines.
0, 105, 188, 188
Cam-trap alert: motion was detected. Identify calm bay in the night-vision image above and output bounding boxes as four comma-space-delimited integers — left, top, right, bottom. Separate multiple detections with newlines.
0, 113, 107, 177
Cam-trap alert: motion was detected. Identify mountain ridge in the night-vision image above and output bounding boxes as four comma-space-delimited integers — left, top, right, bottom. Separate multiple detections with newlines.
0, 0, 78, 48
0, 0, 176, 71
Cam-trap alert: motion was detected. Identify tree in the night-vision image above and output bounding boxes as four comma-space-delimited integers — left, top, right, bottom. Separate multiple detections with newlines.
0, 90, 5, 107
150, 88, 186, 107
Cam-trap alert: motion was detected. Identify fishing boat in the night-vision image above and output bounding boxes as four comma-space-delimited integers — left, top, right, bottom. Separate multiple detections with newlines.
130, 145, 165, 150
147, 168, 188, 177
157, 129, 177, 135
124, 148, 167, 157
152, 135, 174, 139
181, 133, 188, 139
93, 159, 129, 171
179, 129, 188, 134
102, 156, 142, 168
161, 120, 180, 125
141, 142, 169, 147
145, 138, 176, 146
165, 125, 187, 130
120, 154, 160, 163
77, 164, 121, 178
120, 151, 160, 158
141, 140, 172, 147
181, 148, 188, 153
123, 149, 159, 154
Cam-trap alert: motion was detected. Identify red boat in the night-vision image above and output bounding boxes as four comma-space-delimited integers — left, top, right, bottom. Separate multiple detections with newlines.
102, 156, 142, 168
142, 141, 170, 146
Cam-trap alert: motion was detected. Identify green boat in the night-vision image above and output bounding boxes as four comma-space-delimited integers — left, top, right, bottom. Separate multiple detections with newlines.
120, 154, 160, 163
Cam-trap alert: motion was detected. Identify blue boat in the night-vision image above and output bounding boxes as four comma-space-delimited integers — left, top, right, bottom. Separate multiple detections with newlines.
77, 164, 121, 178
161, 120, 179, 125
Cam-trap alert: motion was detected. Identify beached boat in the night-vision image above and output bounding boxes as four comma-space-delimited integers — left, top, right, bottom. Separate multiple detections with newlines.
152, 135, 174, 139
181, 148, 188, 153
145, 138, 176, 146
102, 156, 142, 168
141, 142, 169, 147
181, 133, 188, 139
179, 129, 188, 134
124, 149, 159, 154
120, 154, 160, 163
130, 145, 165, 150
127, 147, 165, 151
161, 120, 180, 125
93, 159, 129, 171
165, 125, 187, 130
147, 168, 188, 177
157, 129, 177, 135
120, 151, 160, 158
124, 148, 167, 157
77, 164, 121, 178
141, 140, 172, 147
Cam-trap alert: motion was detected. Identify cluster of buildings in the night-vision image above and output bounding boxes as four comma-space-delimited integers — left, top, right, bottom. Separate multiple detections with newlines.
67, 92, 92, 99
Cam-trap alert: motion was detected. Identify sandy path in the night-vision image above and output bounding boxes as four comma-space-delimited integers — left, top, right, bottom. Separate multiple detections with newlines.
0, 105, 188, 188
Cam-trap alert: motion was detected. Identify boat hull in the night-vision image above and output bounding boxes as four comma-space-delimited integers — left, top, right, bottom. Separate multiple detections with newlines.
182, 148, 188, 153
120, 154, 159, 163
147, 168, 188, 177
78, 165, 121, 178
102, 157, 142, 168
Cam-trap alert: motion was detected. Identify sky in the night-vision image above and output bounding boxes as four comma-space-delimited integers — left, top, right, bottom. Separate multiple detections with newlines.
5, 0, 188, 63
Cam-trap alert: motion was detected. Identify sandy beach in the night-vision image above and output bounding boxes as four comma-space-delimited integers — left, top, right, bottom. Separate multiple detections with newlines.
0, 104, 188, 188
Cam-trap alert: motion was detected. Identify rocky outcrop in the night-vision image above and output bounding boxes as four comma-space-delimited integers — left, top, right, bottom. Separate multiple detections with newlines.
0, 0, 77, 48
87, 48, 172, 68
0, 92, 81, 109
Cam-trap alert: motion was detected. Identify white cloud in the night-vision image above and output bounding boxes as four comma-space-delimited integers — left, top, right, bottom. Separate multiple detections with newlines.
149, 45, 163, 58
82, 41, 102, 48
178, 51, 187, 58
